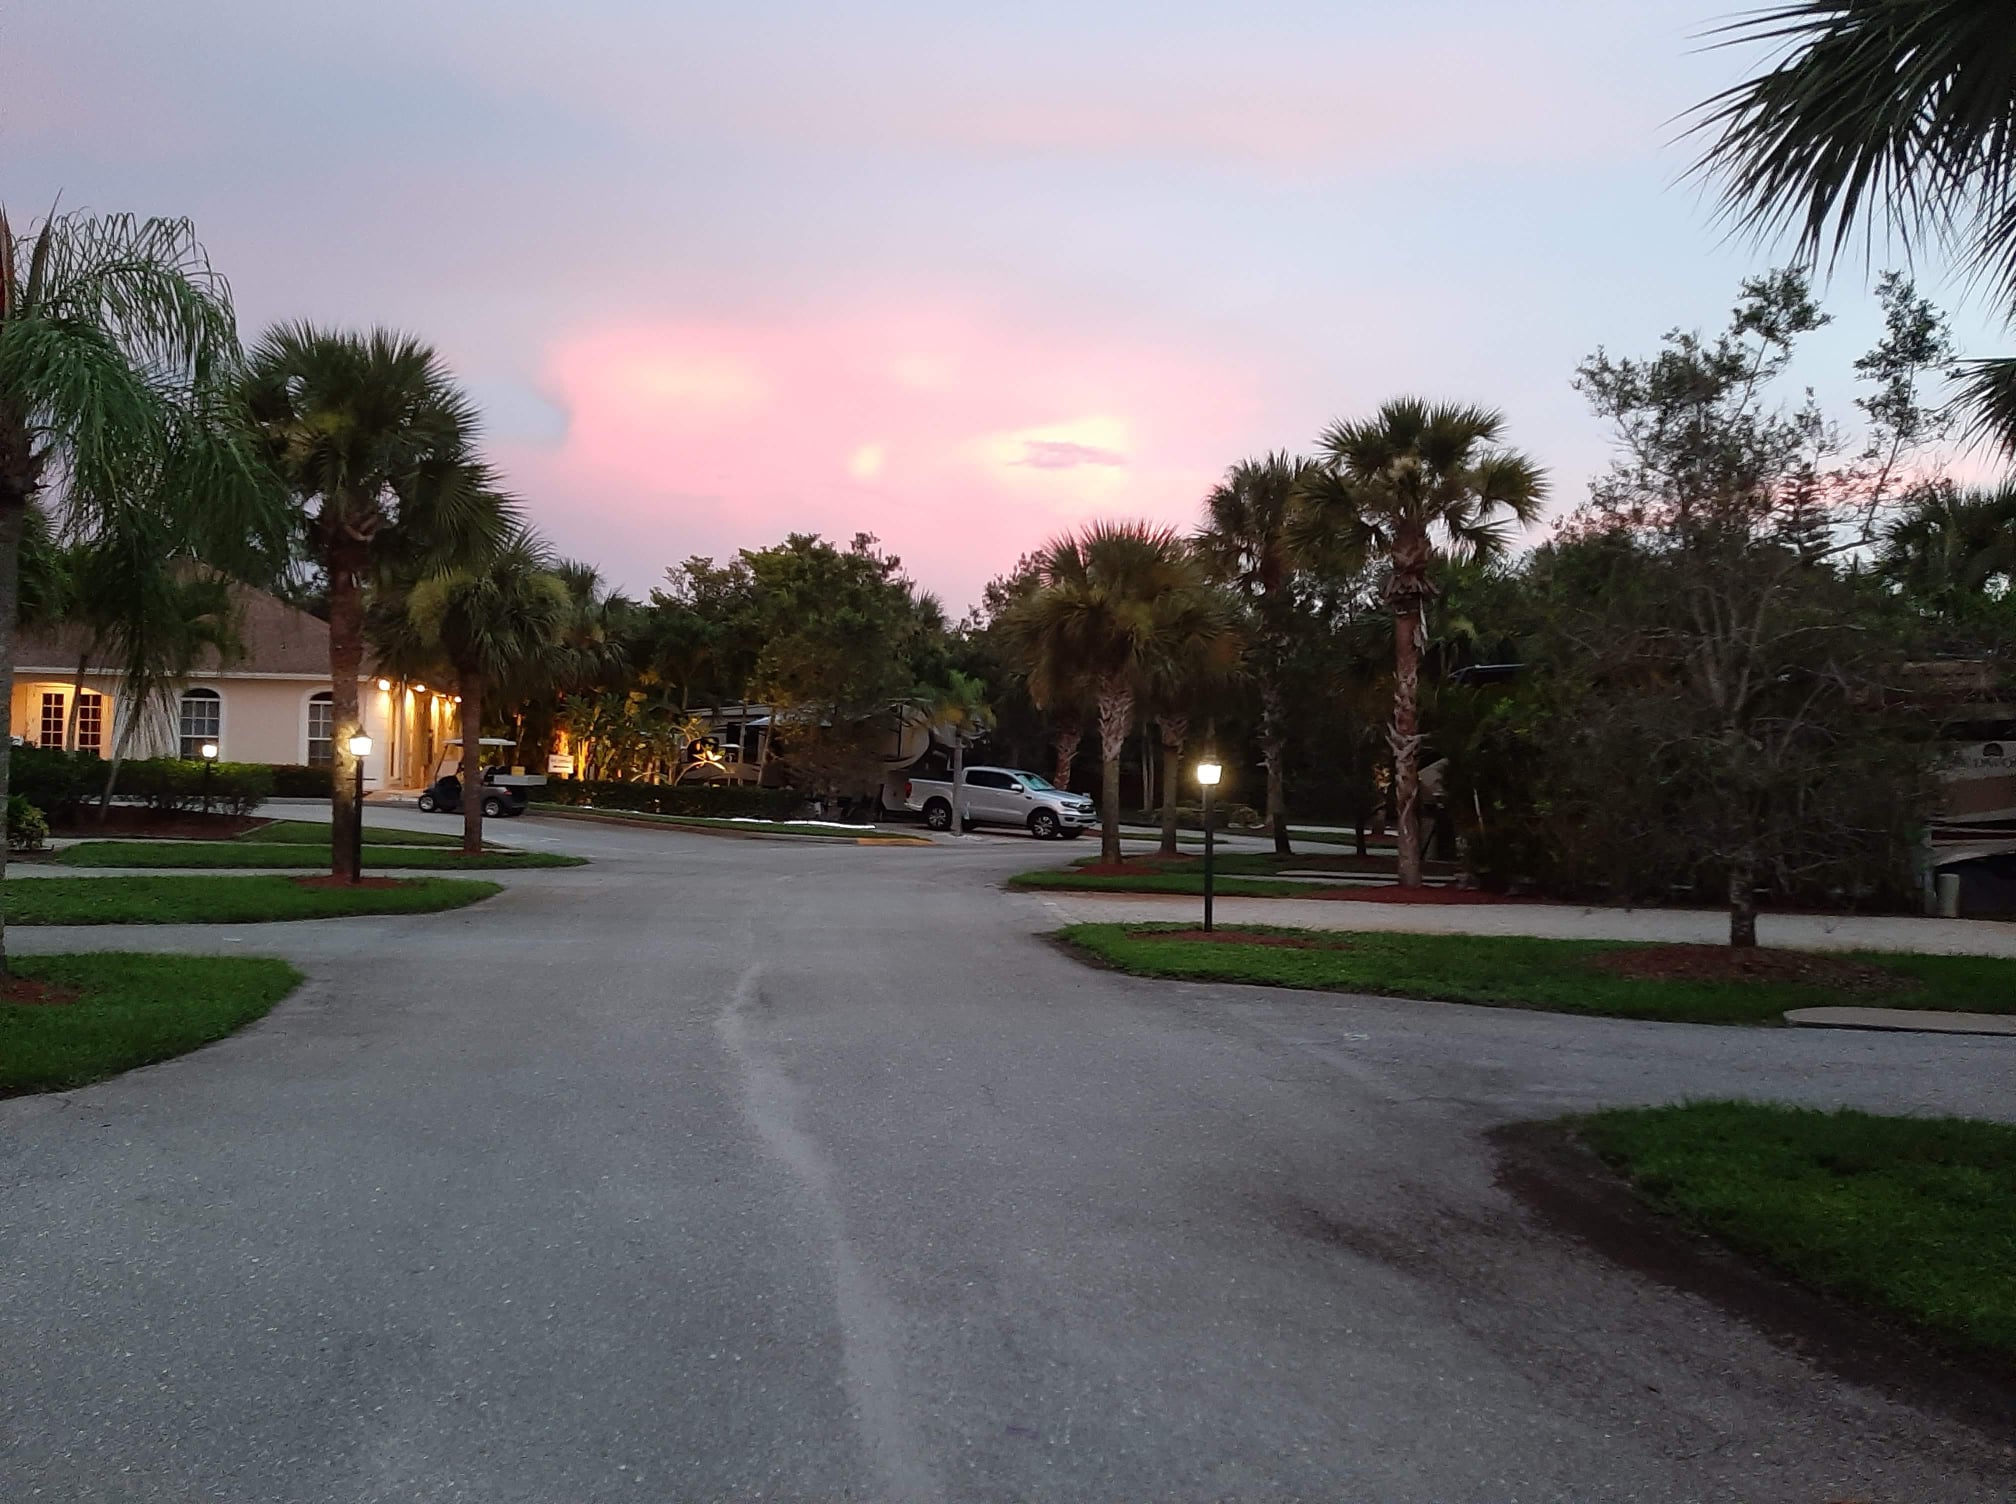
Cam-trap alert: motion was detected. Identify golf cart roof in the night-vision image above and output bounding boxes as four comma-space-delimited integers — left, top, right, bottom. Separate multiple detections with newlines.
444, 737, 518, 747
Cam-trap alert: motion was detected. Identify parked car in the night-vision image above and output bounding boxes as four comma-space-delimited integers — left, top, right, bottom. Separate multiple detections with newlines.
416, 770, 527, 818
901, 766, 1094, 839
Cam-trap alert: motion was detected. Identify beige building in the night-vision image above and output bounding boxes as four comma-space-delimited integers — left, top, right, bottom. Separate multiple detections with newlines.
11, 583, 464, 792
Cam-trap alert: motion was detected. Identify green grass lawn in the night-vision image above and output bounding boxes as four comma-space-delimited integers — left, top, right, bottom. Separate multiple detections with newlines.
1058, 923, 2016, 1024
246, 819, 461, 847
1579, 1102, 2016, 1358
56, 841, 582, 871
0, 952, 303, 1096
2, 874, 501, 925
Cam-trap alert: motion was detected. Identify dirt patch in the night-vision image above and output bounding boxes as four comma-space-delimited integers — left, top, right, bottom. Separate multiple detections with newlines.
1135, 927, 1353, 951
0, 977, 82, 1007
1307, 884, 1529, 906
1493, 1121, 2016, 1446
1589, 944, 1901, 991
289, 874, 412, 891
51, 810, 271, 841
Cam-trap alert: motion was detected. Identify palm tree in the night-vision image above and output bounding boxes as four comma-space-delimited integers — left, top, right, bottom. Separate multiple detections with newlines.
0, 208, 277, 970
1005, 522, 1229, 864
1195, 454, 1322, 855
919, 669, 992, 836
1143, 626, 1244, 858
1879, 481, 2016, 636
243, 326, 508, 873
1691, 0, 2016, 449
1302, 400, 1546, 887
407, 534, 570, 853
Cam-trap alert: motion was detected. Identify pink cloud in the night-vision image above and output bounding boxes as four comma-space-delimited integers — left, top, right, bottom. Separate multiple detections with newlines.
501, 307, 1266, 608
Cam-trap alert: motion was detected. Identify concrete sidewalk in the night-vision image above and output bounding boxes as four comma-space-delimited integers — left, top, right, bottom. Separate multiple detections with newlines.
1024, 888, 2016, 957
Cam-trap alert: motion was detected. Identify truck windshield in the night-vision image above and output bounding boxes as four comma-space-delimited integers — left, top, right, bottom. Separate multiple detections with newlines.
1016, 772, 1058, 791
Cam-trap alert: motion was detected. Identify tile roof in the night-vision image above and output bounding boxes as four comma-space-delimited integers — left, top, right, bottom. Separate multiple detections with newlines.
15, 581, 343, 679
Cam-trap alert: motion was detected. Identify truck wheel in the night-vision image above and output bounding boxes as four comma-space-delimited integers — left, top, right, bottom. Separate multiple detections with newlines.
416, 793, 438, 813
923, 799, 953, 832
1029, 809, 1060, 840
482, 796, 505, 818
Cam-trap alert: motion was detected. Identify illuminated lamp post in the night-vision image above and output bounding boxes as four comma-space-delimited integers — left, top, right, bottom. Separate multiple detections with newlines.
199, 742, 219, 815
347, 733, 373, 883
1196, 759, 1222, 933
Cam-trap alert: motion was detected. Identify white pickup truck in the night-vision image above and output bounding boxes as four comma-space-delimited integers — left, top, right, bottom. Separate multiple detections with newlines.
901, 766, 1095, 839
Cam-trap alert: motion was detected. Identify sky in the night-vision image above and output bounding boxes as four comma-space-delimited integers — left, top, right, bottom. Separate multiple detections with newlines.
7, 1, 2005, 614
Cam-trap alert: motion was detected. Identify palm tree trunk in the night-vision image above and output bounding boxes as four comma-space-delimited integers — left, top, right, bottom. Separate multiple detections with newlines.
1260, 680, 1290, 856
1096, 679, 1132, 865
950, 734, 965, 838
1390, 591, 1426, 889
1053, 722, 1082, 790
1157, 716, 1187, 858
65, 654, 87, 750
0, 497, 24, 975
326, 536, 367, 879
460, 673, 484, 856
1727, 848, 1759, 948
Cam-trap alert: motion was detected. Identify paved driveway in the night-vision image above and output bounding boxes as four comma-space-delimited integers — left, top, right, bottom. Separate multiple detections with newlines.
2, 816, 2010, 1501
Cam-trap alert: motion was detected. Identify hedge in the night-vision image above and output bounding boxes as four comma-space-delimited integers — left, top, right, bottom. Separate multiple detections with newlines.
7, 745, 273, 817
532, 779, 797, 820
268, 763, 334, 798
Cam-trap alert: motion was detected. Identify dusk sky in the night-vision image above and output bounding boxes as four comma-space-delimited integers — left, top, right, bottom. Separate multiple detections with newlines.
10, 2, 2001, 612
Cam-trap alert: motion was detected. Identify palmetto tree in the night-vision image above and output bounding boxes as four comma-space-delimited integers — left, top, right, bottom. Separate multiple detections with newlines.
1005, 522, 1230, 864
919, 668, 992, 836
1879, 481, 2016, 644
407, 534, 570, 854
1302, 400, 1546, 888
0, 209, 278, 970
244, 325, 507, 873
1195, 453, 1321, 855
1692, 0, 2016, 448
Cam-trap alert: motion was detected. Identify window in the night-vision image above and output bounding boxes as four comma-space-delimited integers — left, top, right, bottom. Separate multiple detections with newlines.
965, 770, 1009, 790
37, 693, 64, 749
306, 692, 334, 767
75, 692, 103, 755
178, 689, 221, 759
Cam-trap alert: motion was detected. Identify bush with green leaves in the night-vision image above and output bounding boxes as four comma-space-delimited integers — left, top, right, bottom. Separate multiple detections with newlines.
266, 763, 334, 798
115, 759, 274, 817
533, 779, 796, 820
7, 795, 50, 852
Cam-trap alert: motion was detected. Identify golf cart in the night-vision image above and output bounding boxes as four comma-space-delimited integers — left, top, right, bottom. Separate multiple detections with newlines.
415, 738, 539, 818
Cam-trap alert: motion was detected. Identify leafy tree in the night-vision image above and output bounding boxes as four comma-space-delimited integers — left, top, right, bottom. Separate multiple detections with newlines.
1195, 454, 1323, 854
1555, 272, 1951, 945
1301, 400, 1546, 887
1691, 0, 2016, 449
1879, 481, 2016, 654
407, 533, 570, 853
0, 208, 279, 969
243, 325, 508, 872
1005, 522, 1233, 863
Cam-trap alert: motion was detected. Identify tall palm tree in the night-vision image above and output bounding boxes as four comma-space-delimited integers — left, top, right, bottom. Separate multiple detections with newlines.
919, 669, 992, 836
1879, 480, 2016, 637
1195, 453, 1323, 855
1301, 400, 1546, 887
1004, 522, 1230, 864
1143, 620, 1244, 857
1692, 0, 2016, 449
407, 534, 570, 853
243, 326, 508, 873
0, 208, 277, 971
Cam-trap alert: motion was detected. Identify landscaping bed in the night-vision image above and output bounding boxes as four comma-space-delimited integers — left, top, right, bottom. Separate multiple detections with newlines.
50, 808, 272, 840
1058, 923, 2016, 1024
0, 953, 303, 1096
0, 874, 502, 924
1574, 1103, 2016, 1362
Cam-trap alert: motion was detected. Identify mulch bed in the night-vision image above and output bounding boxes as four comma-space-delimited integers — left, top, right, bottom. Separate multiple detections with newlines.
51, 810, 271, 841
0, 977, 82, 1007
1135, 927, 1354, 950
289, 875, 411, 891
1589, 944, 1903, 991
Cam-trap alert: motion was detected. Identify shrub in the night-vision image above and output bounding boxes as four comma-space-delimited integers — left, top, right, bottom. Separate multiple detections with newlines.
532, 779, 797, 820
9, 745, 102, 816
116, 759, 274, 817
267, 763, 334, 798
7, 795, 49, 852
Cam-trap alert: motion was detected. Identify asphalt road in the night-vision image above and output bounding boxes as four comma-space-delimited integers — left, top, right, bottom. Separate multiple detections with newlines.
2, 812, 2012, 1502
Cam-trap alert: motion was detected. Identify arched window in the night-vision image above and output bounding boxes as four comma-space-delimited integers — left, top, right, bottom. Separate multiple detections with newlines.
306, 692, 335, 767
178, 689, 221, 759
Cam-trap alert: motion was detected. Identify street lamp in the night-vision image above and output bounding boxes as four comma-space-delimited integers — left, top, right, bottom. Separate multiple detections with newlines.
1196, 759, 1222, 933
347, 733, 373, 884
199, 742, 219, 816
